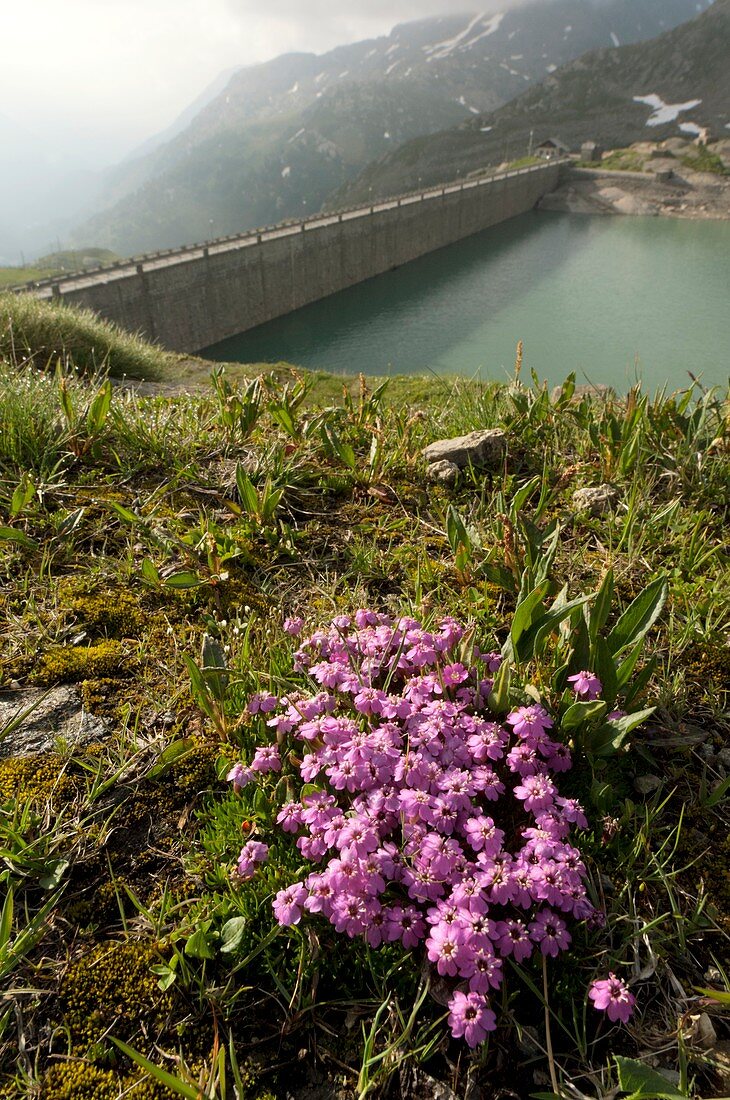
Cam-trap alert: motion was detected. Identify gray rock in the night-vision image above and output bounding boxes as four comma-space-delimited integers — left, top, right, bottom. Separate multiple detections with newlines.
423, 428, 506, 470
572, 484, 620, 516
426, 459, 460, 487
0, 686, 106, 758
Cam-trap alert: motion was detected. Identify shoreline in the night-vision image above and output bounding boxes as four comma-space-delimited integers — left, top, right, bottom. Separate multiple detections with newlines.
541, 165, 730, 220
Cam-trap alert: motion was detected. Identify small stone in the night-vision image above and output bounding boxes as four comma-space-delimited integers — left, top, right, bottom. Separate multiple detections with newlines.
0, 686, 106, 758
634, 774, 662, 795
426, 459, 460, 487
572, 483, 620, 516
423, 428, 506, 470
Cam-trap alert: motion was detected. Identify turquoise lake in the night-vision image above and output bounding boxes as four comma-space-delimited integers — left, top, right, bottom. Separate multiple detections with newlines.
203, 211, 730, 393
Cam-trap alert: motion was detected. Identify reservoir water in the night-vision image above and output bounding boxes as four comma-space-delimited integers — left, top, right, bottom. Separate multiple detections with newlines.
203, 212, 730, 393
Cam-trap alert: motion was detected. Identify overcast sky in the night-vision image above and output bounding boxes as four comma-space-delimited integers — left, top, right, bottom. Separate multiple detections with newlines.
1, 0, 503, 165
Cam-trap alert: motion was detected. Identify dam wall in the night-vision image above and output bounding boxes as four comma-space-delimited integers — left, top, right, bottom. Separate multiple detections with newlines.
28, 161, 562, 353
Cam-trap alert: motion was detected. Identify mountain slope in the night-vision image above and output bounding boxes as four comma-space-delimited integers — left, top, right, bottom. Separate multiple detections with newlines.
338, 0, 730, 203
73, 0, 711, 253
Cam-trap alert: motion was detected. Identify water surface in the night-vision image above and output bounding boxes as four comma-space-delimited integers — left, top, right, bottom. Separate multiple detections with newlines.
203, 212, 730, 392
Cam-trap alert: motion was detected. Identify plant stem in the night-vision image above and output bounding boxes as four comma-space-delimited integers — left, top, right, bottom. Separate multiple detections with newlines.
542, 955, 560, 1097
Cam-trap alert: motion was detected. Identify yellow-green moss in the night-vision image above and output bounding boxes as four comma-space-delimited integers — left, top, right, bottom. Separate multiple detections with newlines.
36, 641, 130, 685
0, 753, 77, 804
60, 941, 174, 1053
39, 1062, 174, 1099
67, 589, 146, 638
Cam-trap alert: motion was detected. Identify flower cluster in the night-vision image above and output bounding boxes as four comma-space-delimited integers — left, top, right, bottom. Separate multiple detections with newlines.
230, 611, 631, 1043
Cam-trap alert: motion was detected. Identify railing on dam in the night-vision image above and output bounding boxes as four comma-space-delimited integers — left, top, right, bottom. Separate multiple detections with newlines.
8, 160, 569, 299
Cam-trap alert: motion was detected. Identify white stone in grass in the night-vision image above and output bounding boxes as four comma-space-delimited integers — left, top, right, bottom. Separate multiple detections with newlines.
572, 484, 620, 516
422, 429, 506, 470
426, 459, 460, 487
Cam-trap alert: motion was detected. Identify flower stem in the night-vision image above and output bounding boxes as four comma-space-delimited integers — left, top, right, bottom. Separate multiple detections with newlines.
542, 955, 560, 1097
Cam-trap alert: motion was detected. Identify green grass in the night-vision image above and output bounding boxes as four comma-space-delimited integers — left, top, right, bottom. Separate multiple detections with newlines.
588, 148, 645, 172
0, 299, 728, 1098
0, 267, 58, 289
682, 147, 729, 176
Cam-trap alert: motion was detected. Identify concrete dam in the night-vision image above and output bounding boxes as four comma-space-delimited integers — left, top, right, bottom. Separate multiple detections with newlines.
26, 161, 562, 353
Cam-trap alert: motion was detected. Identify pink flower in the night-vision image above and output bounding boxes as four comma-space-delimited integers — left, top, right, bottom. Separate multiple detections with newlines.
447, 990, 496, 1048
236, 840, 268, 879
588, 973, 635, 1023
226, 762, 255, 793
283, 616, 305, 636
251, 745, 281, 773
567, 671, 602, 701
273, 883, 307, 925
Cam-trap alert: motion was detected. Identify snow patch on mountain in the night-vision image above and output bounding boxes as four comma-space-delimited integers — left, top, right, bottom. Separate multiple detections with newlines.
633, 93, 702, 125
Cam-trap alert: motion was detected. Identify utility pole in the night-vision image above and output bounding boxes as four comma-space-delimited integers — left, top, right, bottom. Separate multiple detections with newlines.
528, 129, 534, 157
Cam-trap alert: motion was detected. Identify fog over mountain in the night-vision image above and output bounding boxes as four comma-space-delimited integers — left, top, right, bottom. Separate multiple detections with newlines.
0, 0, 714, 261
70, 0, 711, 256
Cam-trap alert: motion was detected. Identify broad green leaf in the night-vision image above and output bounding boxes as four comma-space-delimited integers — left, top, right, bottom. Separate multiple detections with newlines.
39, 859, 70, 891
0, 888, 12, 952
616, 638, 645, 690
147, 739, 195, 779
235, 466, 259, 516
163, 571, 204, 589
562, 700, 607, 731
10, 475, 36, 518
487, 659, 511, 715
592, 636, 618, 708
590, 568, 614, 642
110, 501, 140, 525
590, 708, 655, 757
624, 657, 657, 708
110, 1039, 202, 1099
695, 986, 730, 1005
615, 1055, 689, 1100
140, 558, 160, 586
87, 380, 112, 434
510, 580, 550, 649
517, 593, 592, 662
0, 526, 37, 549
220, 916, 248, 955
184, 923, 217, 960
509, 476, 541, 518
607, 577, 668, 655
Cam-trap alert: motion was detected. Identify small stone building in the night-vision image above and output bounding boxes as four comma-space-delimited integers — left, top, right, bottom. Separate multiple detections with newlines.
580, 140, 603, 164
536, 138, 570, 160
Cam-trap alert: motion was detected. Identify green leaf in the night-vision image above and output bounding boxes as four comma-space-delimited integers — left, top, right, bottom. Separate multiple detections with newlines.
562, 700, 607, 731
147, 739, 195, 780
509, 476, 541, 518
184, 923, 217, 960
39, 859, 70, 891
220, 916, 248, 955
487, 659, 511, 715
517, 593, 592, 663
510, 580, 550, 649
614, 1056, 689, 1100
607, 577, 668, 656
163, 571, 204, 589
590, 708, 655, 757
235, 466, 259, 516
590, 568, 614, 642
110, 1039, 202, 1099
10, 475, 36, 518
0, 888, 13, 952
695, 986, 730, 1005
592, 636, 618, 708
86, 379, 112, 434
615, 638, 645, 690
0, 526, 37, 549
110, 501, 141, 525
140, 557, 160, 586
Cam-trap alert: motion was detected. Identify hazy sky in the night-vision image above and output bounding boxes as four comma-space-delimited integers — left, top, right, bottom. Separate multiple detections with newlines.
1, 0, 497, 165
